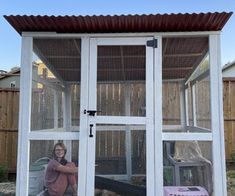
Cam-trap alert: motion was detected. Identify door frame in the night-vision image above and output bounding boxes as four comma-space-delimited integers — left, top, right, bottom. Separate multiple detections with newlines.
82, 37, 156, 195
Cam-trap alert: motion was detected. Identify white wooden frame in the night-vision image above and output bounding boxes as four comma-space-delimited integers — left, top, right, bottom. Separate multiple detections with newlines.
16, 31, 227, 196
85, 37, 155, 196
17, 36, 33, 196
209, 34, 227, 196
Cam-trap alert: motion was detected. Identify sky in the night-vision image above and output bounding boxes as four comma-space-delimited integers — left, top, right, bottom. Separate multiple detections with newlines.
0, 0, 234, 72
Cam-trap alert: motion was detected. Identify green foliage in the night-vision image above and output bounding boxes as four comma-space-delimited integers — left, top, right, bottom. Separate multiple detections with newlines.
0, 165, 8, 182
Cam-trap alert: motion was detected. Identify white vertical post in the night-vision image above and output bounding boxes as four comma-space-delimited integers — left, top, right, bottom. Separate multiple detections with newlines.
53, 90, 58, 129
78, 37, 90, 196
180, 82, 186, 131
192, 84, 197, 126
209, 34, 227, 196
16, 36, 33, 196
185, 88, 189, 126
86, 38, 98, 196
63, 84, 71, 131
145, 37, 155, 196
154, 35, 163, 196
64, 84, 72, 161
124, 84, 132, 180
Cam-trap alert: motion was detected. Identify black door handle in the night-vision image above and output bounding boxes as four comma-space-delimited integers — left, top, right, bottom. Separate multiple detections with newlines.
89, 124, 94, 137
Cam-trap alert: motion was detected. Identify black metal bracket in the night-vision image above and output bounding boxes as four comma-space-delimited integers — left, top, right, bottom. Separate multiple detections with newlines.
84, 110, 100, 116
146, 39, 158, 48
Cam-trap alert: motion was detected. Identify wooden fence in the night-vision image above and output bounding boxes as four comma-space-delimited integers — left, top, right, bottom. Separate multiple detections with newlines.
223, 78, 235, 160
0, 89, 19, 172
0, 79, 235, 173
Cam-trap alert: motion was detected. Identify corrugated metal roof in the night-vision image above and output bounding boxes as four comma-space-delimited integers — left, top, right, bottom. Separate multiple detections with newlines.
4, 12, 232, 35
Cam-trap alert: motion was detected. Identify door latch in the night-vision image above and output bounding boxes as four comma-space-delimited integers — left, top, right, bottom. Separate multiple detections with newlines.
89, 124, 94, 137
84, 110, 101, 116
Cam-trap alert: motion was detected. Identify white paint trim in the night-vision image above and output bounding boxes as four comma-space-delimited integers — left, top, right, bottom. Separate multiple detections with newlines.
86, 37, 154, 196
95, 116, 146, 124
95, 124, 179, 131
96, 37, 152, 45
64, 84, 71, 132
209, 34, 227, 196
30, 128, 65, 132
86, 37, 98, 196
185, 88, 189, 126
22, 31, 220, 38
162, 132, 212, 141
63, 84, 72, 161
96, 125, 144, 131
78, 37, 90, 196
154, 35, 163, 196
192, 84, 197, 126
180, 82, 186, 129
124, 84, 132, 180
16, 36, 33, 196
145, 37, 155, 196
28, 131, 80, 140
53, 90, 58, 129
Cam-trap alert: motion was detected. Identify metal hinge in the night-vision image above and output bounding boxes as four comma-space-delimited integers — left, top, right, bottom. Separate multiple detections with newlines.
146, 39, 158, 48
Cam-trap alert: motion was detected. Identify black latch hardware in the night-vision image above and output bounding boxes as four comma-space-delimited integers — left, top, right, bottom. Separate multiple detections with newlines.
146, 39, 158, 48
84, 110, 101, 116
89, 124, 94, 137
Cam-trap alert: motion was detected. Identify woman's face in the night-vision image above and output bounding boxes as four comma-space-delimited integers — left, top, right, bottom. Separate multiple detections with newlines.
54, 145, 65, 159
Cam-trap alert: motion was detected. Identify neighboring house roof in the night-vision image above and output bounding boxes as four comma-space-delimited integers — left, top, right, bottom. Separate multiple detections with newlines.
0, 68, 20, 80
222, 60, 235, 78
4, 12, 232, 35
222, 60, 235, 72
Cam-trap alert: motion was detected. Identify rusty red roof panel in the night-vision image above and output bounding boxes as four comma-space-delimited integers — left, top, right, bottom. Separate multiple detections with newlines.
4, 12, 232, 35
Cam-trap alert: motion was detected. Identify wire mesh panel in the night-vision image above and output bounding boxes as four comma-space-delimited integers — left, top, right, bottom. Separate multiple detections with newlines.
31, 38, 82, 131
95, 125, 146, 196
163, 141, 212, 195
96, 45, 146, 117
162, 36, 210, 132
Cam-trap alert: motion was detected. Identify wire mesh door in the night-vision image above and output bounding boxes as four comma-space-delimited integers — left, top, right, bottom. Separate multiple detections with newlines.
86, 37, 154, 196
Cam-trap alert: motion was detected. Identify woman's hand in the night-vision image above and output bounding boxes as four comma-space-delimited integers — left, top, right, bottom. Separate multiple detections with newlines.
55, 163, 78, 174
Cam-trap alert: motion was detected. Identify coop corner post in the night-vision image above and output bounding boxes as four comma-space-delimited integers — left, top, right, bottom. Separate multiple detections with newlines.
16, 36, 33, 196
209, 33, 227, 196
154, 35, 163, 196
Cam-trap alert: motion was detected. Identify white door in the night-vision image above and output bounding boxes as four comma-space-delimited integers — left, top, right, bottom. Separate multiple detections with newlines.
85, 37, 155, 195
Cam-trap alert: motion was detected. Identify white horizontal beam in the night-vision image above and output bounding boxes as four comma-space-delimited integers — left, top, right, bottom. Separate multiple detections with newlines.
95, 116, 146, 125
162, 132, 212, 141
96, 125, 146, 131
22, 31, 220, 38
28, 131, 80, 140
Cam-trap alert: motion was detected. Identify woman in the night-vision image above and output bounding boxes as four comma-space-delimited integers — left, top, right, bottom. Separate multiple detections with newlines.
45, 142, 78, 196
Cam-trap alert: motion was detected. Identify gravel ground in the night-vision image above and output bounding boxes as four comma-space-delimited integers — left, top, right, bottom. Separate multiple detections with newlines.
0, 182, 15, 196
0, 181, 234, 196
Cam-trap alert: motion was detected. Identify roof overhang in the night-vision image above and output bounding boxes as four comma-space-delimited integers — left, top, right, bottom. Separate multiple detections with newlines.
3, 12, 233, 82
4, 12, 232, 35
